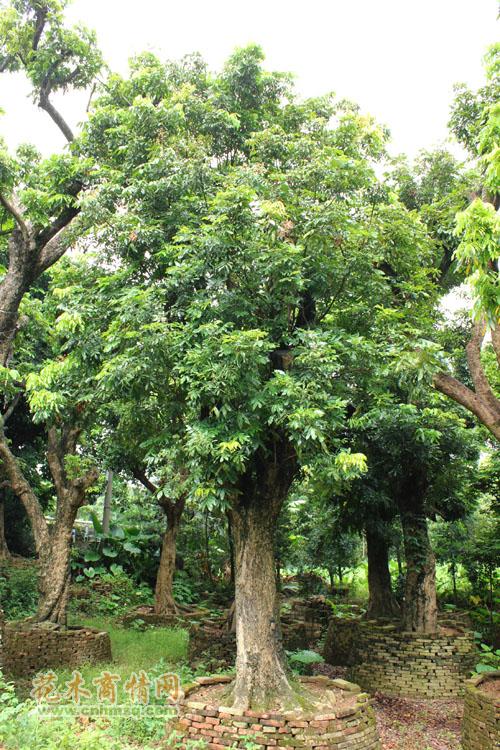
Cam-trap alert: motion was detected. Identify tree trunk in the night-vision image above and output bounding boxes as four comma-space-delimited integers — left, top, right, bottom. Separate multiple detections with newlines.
154, 497, 185, 616
400, 506, 437, 633
230, 497, 293, 710
451, 561, 457, 605
227, 510, 235, 588
0, 422, 97, 624
366, 528, 400, 620
36, 527, 72, 625
0, 499, 11, 561
204, 509, 213, 583
396, 544, 403, 577
102, 470, 113, 534
229, 441, 297, 711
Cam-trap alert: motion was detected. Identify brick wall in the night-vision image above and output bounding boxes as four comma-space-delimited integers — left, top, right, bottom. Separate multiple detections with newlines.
462, 672, 499, 750
348, 622, 477, 698
3, 623, 112, 676
176, 675, 381, 750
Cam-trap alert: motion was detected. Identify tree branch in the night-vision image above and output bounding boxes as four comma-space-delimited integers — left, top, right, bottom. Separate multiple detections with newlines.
0, 421, 50, 552
0, 193, 29, 244
131, 466, 159, 495
491, 324, 500, 369
433, 371, 500, 441
466, 319, 500, 416
38, 90, 74, 143
2, 391, 21, 424
47, 426, 65, 491
32, 6, 48, 50
34, 217, 78, 276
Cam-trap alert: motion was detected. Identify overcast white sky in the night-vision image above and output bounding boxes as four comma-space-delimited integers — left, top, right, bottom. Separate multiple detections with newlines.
0, 0, 498, 158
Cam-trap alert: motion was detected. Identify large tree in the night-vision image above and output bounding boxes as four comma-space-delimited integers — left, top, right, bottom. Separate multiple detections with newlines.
67, 47, 437, 708
0, 0, 102, 622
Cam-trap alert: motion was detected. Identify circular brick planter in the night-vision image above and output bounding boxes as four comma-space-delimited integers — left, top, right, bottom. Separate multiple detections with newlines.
2, 622, 112, 676
462, 671, 499, 750
176, 674, 381, 750
348, 621, 477, 698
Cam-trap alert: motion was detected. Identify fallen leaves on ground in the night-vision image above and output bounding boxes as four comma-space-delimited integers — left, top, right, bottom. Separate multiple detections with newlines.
374, 693, 463, 750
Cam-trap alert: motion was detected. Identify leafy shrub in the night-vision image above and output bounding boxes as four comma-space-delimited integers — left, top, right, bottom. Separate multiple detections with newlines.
473, 634, 500, 674
287, 649, 324, 675
69, 567, 153, 618
71, 515, 159, 585
172, 570, 197, 605
0, 563, 38, 619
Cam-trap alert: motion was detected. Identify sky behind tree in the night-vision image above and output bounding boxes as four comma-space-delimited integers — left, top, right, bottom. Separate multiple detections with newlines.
0, 0, 498, 158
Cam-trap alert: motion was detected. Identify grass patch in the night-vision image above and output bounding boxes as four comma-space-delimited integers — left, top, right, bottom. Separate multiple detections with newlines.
50, 615, 189, 690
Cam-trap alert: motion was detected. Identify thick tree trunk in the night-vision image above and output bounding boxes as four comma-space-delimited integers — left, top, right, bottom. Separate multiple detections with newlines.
36, 528, 72, 625
366, 528, 400, 620
231, 497, 294, 710
154, 497, 185, 616
400, 507, 437, 633
227, 510, 235, 588
0, 499, 11, 560
229, 441, 297, 711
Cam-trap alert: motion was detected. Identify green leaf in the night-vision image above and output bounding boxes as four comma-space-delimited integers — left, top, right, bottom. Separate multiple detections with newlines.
475, 663, 497, 673
123, 541, 141, 554
102, 545, 118, 558
83, 550, 100, 562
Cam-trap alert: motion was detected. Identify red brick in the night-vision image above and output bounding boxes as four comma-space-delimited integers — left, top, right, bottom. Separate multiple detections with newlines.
213, 725, 231, 734
186, 713, 205, 722
310, 721, 329, 729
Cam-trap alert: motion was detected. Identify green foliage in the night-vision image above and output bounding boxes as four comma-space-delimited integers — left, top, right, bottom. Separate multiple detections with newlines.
69, 568, 153, 618
0, 0, 102, 97
72, 515, 158, 585
0, 563, 38, 619
287, 649, 324, 675
455, 199, 500, 324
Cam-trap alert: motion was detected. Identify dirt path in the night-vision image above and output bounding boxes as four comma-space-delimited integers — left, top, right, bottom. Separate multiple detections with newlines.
374, 693, 463, 750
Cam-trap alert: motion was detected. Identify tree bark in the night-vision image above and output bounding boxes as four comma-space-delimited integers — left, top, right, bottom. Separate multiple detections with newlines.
0, 195, 78, 369
229, 440, 297, 710
0, 498, 10, 560
434, 320, 500, 442
102, 470, 113, 534
400, 506, 437, 633
0, 420, 97, 623
154, 497, 185, 616
365, 527, 400, 620
36, 524, 72, 625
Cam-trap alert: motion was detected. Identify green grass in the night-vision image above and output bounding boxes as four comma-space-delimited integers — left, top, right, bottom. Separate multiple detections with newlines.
2, 617, 191, 750
51, 616, 189, 690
